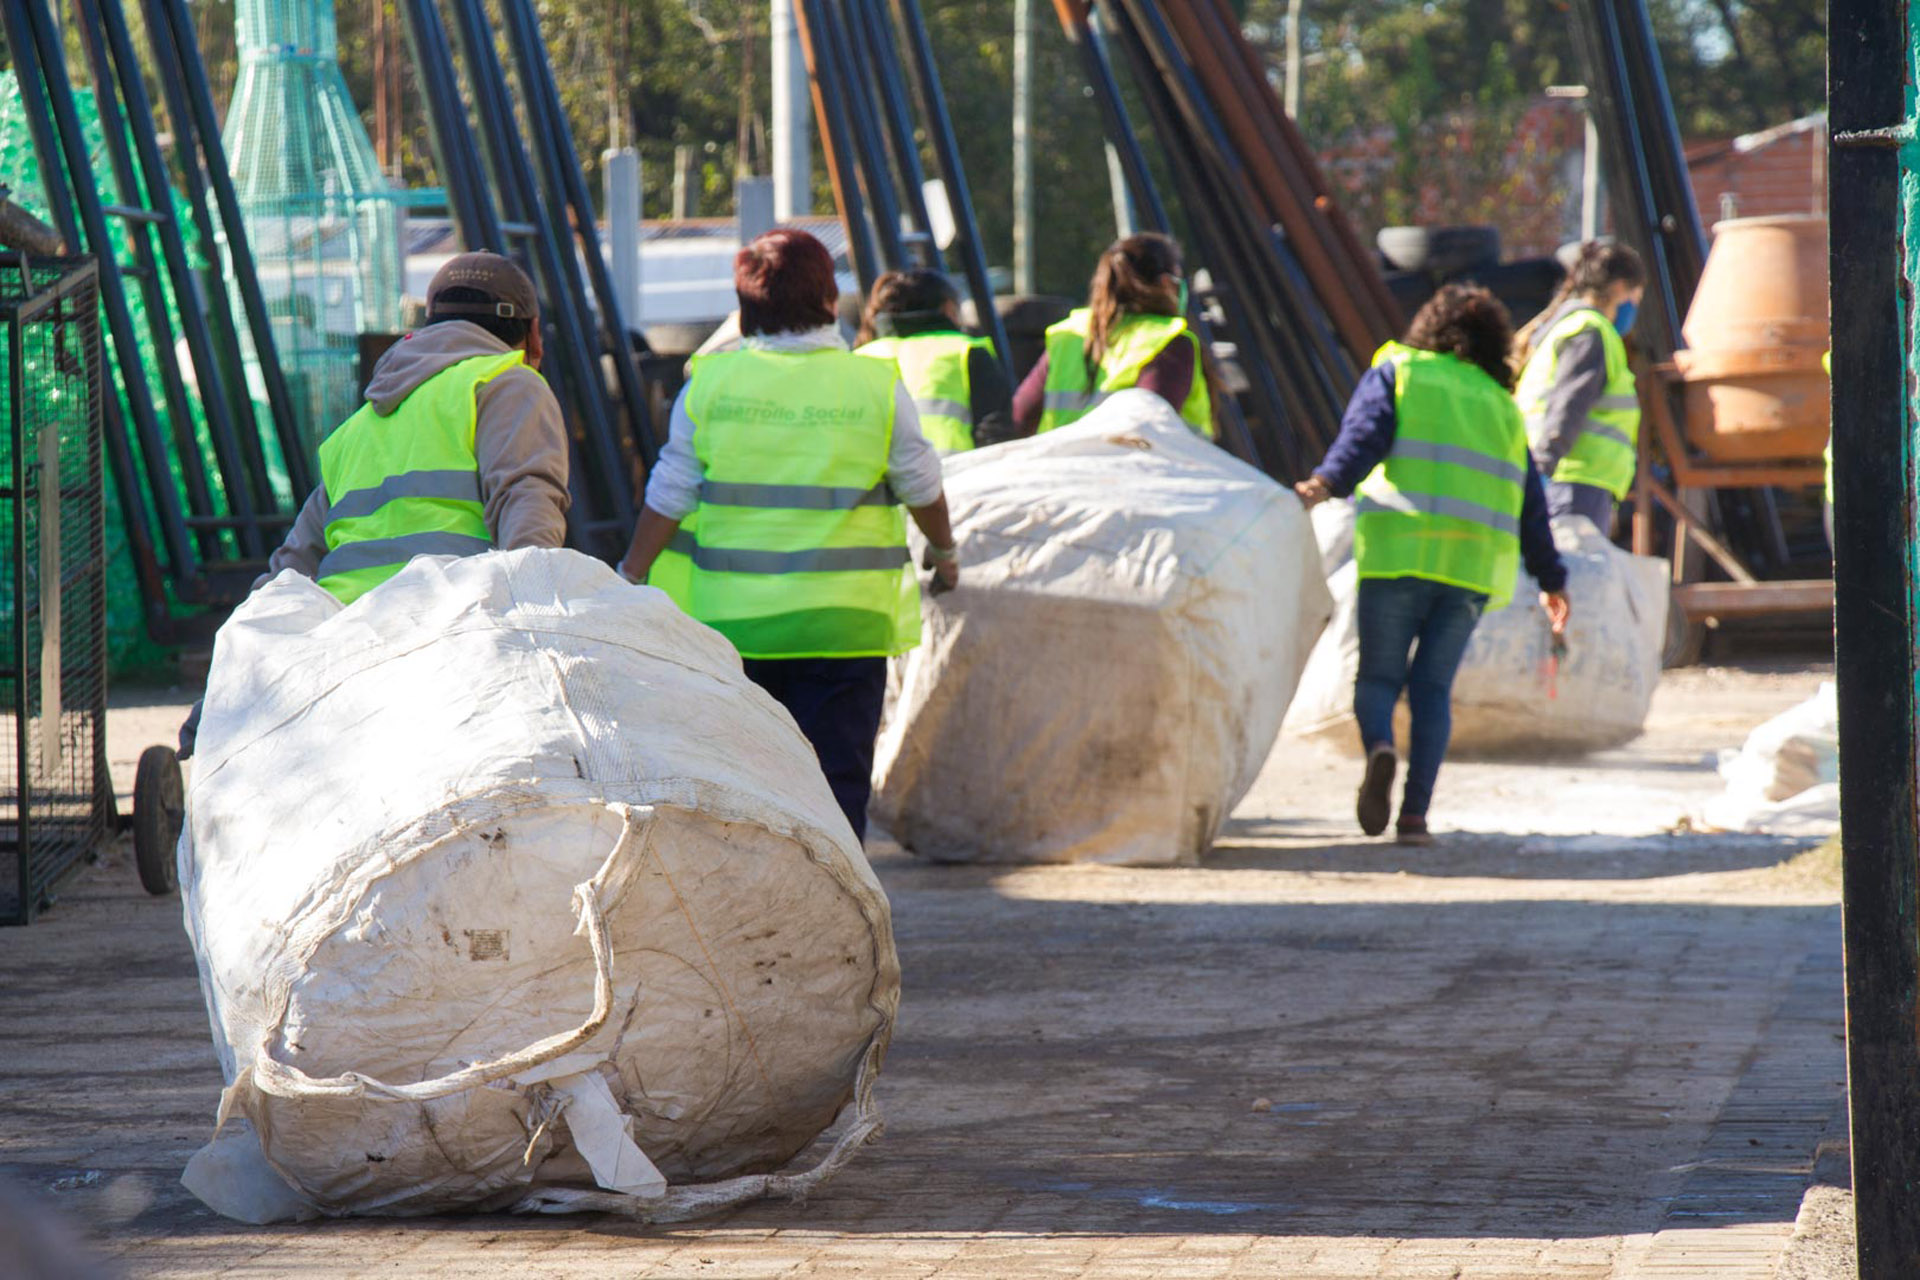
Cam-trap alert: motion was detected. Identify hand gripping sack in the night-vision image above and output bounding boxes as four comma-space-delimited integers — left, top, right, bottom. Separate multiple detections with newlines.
179, 549, 898, 1221
1284, 512, 1669, 755
871, 390, 1332, 865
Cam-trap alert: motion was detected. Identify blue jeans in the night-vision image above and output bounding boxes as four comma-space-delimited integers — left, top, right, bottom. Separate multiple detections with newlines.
1353, 576, 1488, 819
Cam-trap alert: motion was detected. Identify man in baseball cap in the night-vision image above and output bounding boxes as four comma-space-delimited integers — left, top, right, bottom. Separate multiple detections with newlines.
179, 252, 572, 757
255, 251, 569, 605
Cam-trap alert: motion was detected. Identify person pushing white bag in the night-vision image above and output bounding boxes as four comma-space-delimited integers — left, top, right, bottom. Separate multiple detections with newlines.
178, 548, 898, 1222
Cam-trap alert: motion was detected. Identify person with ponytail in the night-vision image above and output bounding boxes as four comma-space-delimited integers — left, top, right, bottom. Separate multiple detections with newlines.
1296, 285, 1570, 845
1010, 232, 1214, 438
1512, 240, 1648, 532
855, 270, 1013, 453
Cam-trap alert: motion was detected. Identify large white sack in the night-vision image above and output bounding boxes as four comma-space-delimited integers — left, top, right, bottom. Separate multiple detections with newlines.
179, 549, 898, 1222
1700, 682, 1839, 835
1284, 513, 1669, 756
870, 390, 1332, 866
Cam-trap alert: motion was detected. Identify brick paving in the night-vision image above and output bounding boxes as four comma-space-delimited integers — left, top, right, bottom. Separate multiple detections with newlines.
0, 666, 1849, 1278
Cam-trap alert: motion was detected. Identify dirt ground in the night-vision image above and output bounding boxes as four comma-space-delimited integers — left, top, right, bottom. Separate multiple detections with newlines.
0, 661, 1852, 1279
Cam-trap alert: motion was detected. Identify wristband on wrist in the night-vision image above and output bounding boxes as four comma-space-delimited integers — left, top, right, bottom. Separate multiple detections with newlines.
616, 561, 643, 584
926, 542, 959, 564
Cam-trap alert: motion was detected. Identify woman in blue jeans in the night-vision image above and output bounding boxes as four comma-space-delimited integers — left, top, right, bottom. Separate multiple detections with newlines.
1297, 285, 1571, 844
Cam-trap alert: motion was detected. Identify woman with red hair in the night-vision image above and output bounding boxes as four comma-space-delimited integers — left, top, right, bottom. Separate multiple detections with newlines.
618, 229, 958, 841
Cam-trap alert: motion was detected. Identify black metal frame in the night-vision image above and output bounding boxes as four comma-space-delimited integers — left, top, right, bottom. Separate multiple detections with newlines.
1, 255, 111, 925
1829, 2, 1920, 1272
1080, 0, 1358, 479
793, 0, 1013, 371
1565, 0, 1709, 363
1, 0, 310, 644
396, 0, 646, 560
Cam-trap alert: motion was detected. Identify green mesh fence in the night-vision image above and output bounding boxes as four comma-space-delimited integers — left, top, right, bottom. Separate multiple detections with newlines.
0, 69, 223, 678
224, 0, 403, 460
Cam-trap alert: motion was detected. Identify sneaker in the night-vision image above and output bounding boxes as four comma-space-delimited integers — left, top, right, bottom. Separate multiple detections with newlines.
1395, 814, 1433, 846
1356, 744, 1397, 836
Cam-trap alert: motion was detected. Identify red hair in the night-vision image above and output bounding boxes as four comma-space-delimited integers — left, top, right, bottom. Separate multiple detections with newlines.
735, 229, 839, 336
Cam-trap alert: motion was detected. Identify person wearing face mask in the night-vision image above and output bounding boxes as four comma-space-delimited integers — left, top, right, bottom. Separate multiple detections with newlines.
1512, 240, 1649, 533
1010, 232, 1214, 438
855, 270, 1013, 452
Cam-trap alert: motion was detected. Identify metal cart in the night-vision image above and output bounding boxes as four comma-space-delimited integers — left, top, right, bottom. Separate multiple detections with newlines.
0, 255, 130, 922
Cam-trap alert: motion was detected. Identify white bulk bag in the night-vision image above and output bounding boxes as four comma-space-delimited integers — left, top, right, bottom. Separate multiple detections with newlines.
1284, 514, 1668, 755
1700, 681, 1839, 835
870, 390, 1332, 866
179, 549, 898, 1222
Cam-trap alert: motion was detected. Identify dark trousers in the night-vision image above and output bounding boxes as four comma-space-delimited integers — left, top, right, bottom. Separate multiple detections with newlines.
1353, 576, 1488, 819
742, 656, 888, 842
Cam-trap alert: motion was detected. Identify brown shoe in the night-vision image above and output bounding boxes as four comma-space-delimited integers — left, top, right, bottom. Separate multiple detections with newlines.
1356, 745, 1396, 836
1395, 814, 1433, 846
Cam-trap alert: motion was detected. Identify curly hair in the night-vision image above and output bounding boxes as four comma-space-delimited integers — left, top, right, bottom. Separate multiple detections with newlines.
1403, 284, 1516, 389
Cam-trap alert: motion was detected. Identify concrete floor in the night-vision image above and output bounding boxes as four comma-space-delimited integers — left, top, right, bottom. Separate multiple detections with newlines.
0, 662, 1852, 1279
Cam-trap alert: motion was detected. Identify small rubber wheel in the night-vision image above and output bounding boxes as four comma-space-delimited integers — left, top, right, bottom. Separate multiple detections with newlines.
133, 745, 184, 896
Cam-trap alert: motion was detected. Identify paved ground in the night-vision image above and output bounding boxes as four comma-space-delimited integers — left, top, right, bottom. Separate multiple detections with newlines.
0, 662, 1852, 1278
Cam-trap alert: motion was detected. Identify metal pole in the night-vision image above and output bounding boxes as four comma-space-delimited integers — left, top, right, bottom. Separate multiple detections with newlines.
605, 148, 643, 329
1582, 109, 1601, 241
816, 0, 905, 269
13, 0, 216, 567
793, 0, 880, 290
1283, 0, 1302, 119
1829, 1, 1920, 1273
141, 0, 313, 500
771, 0, 812, 220
497, 0, 655, 465
889, 0, 1011, 368
855, 0, 944, 266
1105, 142, 1136, 238
76, 0, 271, 552
673, 146, 698, 220
1013, 0, 1037, 295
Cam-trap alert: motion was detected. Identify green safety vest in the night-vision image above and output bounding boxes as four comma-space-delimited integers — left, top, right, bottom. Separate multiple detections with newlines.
857, 331, 991, 455
650, 347, 921, 660
315, 349, 521, 604
1037, 308, 1214, 438
1355, 342, 1529, 608
1514, 307, 1641, 499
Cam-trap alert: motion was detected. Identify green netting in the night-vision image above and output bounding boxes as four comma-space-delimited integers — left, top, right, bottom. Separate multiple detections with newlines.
225, 0, 403, 459
0, 69, 227, 678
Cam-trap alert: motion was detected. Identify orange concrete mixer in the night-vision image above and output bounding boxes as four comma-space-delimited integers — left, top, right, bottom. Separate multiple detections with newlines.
1670, 214, 1830, 464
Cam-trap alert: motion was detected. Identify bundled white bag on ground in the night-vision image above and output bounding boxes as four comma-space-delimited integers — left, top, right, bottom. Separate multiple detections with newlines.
1284, 513, 1669, 755
1700, 682, 1839, 835
179, 549, 898, 1222
870, 390, 1332, 866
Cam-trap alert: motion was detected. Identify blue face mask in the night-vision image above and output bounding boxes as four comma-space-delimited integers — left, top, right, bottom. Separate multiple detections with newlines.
1175, 278, 1190, 314
1613, 300, 1639, 336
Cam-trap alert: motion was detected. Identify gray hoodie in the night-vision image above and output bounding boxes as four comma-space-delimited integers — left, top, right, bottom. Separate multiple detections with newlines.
260, 321, 572, 586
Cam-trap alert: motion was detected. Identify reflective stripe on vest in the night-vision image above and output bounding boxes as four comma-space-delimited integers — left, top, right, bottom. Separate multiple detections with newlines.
1515, 307, 1640, 499
1354, 342, 1528, 607
315, 349, 522, 604
650, 347, 921, 660
857, 331, 989, 455
1037, 308, 1214, 438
